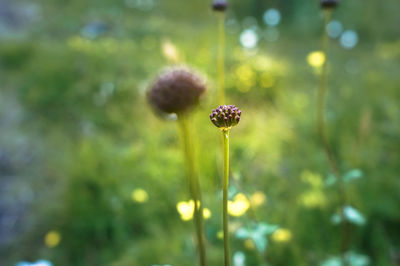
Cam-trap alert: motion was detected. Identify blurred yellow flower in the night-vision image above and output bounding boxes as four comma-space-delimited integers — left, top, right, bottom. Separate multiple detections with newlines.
301, 170, 323, 188
272, 228, 292, 243
203, 208, 212, 220
162, 40, 180, 62
250, 191, 267, 207
131, 188, 149, 203
177, 200, 195, 221
244, 239, 255, 250
176, 200, 208, 221
300, 190, 326, 208
44, 230, 61, 248
307, 51, 325, 68
236, 65, 256, 92
228, 193, 250, 216
217, 230, 224, 239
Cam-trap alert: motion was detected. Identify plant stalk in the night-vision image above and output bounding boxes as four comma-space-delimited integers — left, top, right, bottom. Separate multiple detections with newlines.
217, 13, 226, 105
178, 115, 207, 266
318, 10, 349, 264
222, 129, 230, 266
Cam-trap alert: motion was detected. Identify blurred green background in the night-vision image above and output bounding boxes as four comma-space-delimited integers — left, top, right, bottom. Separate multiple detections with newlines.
1, 0, 400, 265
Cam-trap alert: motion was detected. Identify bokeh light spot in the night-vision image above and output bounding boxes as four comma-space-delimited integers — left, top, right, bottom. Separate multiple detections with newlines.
326, 20, 343, 38
132, 188, 149, 203
240, 29, 259, 49
250, 191, 267, 207
272, 228, 292, 243
263, 9, 281, 26
161, 40, 180, 62
203, 208, 212, 220
307, 51, 326, 68
340, 30, 358, 49
44, 230, 61, 248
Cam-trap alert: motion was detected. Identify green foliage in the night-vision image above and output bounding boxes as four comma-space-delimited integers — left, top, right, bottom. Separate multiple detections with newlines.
0, 0, 399, 265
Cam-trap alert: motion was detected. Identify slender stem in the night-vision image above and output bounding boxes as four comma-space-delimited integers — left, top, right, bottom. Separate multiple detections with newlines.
317, 10, 349, 264
178, 115, 207, 266
222, 129, 230, 266
217, 13, 226, 105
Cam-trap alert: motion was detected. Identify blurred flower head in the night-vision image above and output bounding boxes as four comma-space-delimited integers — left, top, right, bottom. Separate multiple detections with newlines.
320, 0, 339, 9
147, 67, 206, 115
212, 0, 228, 12
210, 105, 241, 129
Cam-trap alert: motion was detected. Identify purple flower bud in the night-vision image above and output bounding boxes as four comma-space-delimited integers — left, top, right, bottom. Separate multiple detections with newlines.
209, 104, 242, 129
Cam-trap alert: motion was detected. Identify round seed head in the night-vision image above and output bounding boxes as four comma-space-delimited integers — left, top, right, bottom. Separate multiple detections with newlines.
320, 0, 339, 9
147, 67, 206, 115
212, 0, 228, 12
210, 105, 241, 129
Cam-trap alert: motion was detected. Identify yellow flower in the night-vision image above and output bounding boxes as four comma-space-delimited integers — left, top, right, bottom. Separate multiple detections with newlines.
250, 191, 267, 207
131, 188, 149, 203
272, 228, 292, 243
217, 230, 224, 239
228, 193, 250, 217
307, 51, 326, 68
161, 40, 180, 62
44, 230, 61, 248
176, 200, 208, 221
300, 190, 326, 208
203, 208, 212, 220
301, 170, 323, 188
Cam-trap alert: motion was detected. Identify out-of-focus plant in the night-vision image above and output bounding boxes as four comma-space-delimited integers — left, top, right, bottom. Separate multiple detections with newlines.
317, 0, 364, 264
147, 67, 208, 266
212, 0, 228, 104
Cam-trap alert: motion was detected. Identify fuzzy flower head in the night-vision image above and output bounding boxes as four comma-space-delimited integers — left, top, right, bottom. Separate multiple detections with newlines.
147, 67, 206, 115
210, 105, 241, 130
212, 0, 228, 12
320, 0, 339, 9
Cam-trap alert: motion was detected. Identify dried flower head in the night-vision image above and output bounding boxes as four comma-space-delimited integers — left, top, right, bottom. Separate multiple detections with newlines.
320, 0, 339, 9
147, 68, 206, 115
212, 0, 228, 12
210, 105, 241, 129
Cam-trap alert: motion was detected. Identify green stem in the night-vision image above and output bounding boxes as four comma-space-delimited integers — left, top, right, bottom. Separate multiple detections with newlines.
317, 10, 349, 264
178, 115, 207, 266
222, 129, 230, 266
217, 13, 226, 105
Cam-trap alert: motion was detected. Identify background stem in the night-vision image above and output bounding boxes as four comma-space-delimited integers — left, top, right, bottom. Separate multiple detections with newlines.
217, 13, 226, 105
178, 115, 207, 266
222, 129, 230, 266
317, 9, 350, 264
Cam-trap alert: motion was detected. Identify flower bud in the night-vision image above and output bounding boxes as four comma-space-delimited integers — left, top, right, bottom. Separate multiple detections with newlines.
212, 0, 228, 12
320, 0, 339, 9
147, 67, 206, 115
210, 105, 241, 129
